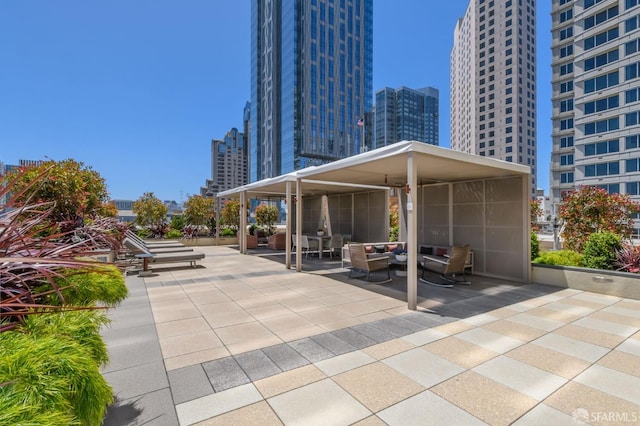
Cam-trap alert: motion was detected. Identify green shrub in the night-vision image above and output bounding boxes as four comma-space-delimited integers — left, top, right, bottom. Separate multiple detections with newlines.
221, 227, 236, 237
166, 229, 183, 239
580, 231, 622, 270
136, 228, 151, 239
530, 230, 539, 261
533, 250, 583, 266
0, 311, 114, 426
47, 264, 128, 307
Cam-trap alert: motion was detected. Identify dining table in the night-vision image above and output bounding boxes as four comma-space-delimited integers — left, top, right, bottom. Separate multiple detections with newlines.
306, 234, 331, 259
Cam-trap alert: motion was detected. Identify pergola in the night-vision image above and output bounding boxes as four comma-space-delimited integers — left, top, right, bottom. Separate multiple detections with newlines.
218, 141, 532, 310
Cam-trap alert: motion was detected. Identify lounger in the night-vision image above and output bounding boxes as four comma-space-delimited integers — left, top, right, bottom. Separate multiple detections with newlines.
125, 231, 188, 250
123, 237, 193, 254
139, 251, 205, 272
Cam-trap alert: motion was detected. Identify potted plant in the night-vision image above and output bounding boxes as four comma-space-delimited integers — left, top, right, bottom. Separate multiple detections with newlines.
317, 228, 325, 236
393, 247, 408, 262
246, 224, 258, 249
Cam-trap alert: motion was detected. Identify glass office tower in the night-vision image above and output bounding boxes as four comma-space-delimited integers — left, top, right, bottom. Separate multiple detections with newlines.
250, 0, 373, 182
373, 86, 439, 150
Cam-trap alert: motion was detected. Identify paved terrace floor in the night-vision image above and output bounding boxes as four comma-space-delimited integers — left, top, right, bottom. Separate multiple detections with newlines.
102, 245, 640, 426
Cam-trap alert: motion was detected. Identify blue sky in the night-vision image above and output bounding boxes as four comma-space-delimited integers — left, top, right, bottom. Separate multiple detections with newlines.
0, 1, 551, 201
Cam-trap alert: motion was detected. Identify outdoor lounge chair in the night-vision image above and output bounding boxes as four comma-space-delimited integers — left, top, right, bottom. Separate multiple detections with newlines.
420, 245, 471, 288
348, 243, 391, 283
125, 230, 186, 249
122, 237, 204, 272
123, 237, 193, 254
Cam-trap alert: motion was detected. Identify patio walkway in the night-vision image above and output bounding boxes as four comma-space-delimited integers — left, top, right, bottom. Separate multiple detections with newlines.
102, 246, 640, 425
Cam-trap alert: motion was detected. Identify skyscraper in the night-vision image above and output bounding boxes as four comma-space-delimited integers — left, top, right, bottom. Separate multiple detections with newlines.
250, 0, 373, 182
450, 0, 537, 192
200, 127, 248, 198
550, 0, 640, 236
373, 86, 439, 149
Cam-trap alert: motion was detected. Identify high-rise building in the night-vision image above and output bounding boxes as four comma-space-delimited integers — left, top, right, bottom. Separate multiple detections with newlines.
550, 0, 640, 233
372, 86, 439, 149
450, 0, 537, 193
250, 0, 373, 182
201, 127, 249, 198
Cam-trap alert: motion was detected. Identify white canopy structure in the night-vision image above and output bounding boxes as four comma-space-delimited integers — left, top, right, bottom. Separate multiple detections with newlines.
218, 141, 532, 310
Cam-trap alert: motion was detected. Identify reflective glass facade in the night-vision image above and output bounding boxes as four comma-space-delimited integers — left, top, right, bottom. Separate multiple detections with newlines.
373, 86, 439, 149
251, 0, 373, 182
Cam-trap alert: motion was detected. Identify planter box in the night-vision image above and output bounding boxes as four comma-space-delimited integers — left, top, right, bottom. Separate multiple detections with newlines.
179, 237, 238, 246
532, 264, 640, 300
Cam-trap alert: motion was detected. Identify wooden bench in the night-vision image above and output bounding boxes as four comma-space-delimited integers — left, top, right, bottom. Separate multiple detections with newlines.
347, 243, 391, 283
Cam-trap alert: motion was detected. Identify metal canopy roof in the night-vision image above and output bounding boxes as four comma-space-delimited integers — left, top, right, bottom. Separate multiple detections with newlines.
217, 141, 531, 199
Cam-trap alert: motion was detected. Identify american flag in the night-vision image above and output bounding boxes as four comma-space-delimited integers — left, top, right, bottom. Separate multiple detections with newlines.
357, 118, 364, 126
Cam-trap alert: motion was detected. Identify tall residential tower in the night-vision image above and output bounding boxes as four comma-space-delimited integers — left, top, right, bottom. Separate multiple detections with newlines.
550, 0, 640, 236
250, 0, 373, 182
450, 0, 537, 192
373, 86, 439, 149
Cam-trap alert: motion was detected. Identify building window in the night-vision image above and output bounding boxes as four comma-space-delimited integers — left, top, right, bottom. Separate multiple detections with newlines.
584, 49, 619, 71
584, 6, 619, 30
560, 154, 574, 165
626, 110, 640, 126
560, 98, 574, 112
560, 45, 573, 58
560, 63, 574, 75
560, 80, 573, 93
560, 136, 574, 148
584, 71, 619, 93
584, 139, 620, 156
584, 117, 620, 135
627, 158, 640, 172
559, 9, 573, 23
560, 172, 574, 183
584, 161, 620, 176
626, 61, 640, 80
584, 95, 619, 114
584, 27, 619, 51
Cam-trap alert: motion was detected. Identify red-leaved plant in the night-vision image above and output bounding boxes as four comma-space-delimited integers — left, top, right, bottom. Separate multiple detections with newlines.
615, 243, 640, 273
0, 166, 125, 333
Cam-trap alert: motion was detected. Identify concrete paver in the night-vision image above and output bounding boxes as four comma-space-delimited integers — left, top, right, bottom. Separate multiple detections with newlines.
102, 246, 640, 425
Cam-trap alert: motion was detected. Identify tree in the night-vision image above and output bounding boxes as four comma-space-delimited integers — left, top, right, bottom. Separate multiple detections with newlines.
132, 192, 167, 228
6, 159, 109, 228
220, 199, 240, 234
183, 195, 215, 227
254, 204, 279, 235
530, 198, 542, 230
559, 186, 640, 252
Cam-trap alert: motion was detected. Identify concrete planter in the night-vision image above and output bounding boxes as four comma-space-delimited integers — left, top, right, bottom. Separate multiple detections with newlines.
178, 237, 238, 246
531, 264, 640, 300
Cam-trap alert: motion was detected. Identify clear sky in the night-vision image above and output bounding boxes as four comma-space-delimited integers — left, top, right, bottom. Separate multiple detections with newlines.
0, 1, 551, 202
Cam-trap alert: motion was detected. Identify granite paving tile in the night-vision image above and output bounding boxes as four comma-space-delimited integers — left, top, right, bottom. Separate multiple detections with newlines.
350, 323, 397, 343
424, 336, 499, 369
597, 350, 640, 377
234, 349, 282, 382
261, 343, 310, 371
202, 356, 251, 392
505, 343, 591, 379
315, 350, 375, 376
431, 371, 538, 426
472, 356, 567, 400
331, 327, 378, 349
168, 364, 214, 404
383, 348, 465, 388
310, 332, 357, 355
532, 333, 610, 363
267, 379, 371, 426
175, 383, 262, 426
289, 337, 336, 363
377, 390, 487, 426
253, 365, 326, 399
574, 364, 640, 405
193, 401, 283, 426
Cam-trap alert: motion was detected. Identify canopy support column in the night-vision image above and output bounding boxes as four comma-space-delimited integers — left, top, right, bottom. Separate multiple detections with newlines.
240, 191, 247, 254
296, 179, 303, 272
407, 152, 418, 310
286, 181, 292, 269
